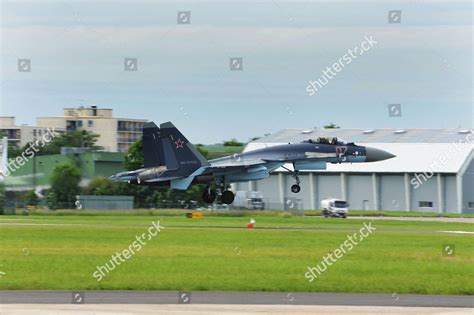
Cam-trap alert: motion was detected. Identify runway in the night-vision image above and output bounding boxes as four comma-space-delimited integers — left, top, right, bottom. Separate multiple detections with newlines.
1, 304, 472, 315
1, 291, 472, 308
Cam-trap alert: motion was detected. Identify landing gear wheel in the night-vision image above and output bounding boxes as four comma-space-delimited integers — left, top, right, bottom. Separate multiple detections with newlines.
221, 190, 235, 205
282, 164, 302, 194
202, 187, 217, 204
291, 184, 301, 194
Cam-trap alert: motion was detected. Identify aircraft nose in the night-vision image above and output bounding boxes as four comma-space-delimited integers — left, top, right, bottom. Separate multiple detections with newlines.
365, 147, 396, 162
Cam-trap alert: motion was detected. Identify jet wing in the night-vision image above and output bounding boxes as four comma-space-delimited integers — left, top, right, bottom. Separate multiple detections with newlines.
205, 159, 283, 176
144, 176, 184, 183
208, 157, 267, 169
146, 164, 260, 186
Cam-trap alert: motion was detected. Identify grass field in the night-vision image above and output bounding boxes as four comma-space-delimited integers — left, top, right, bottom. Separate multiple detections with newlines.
11, 208, 474, 218
0, 212, 473, 295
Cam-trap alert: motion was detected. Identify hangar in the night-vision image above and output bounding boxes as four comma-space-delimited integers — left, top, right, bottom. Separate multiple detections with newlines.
233, 129, 474, 213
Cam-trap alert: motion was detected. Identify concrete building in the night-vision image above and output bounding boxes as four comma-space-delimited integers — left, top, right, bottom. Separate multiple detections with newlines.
234, 128, 474, 214
37, 106, 147, 152
0, 117, 62, 147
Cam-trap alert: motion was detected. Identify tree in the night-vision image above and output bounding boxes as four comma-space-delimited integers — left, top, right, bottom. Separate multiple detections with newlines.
47, 162, 81, 209
8, 144, 23, 158
324, 123, 340, 129
25, 190, 39, 206
223, 138, 244, 147
194, 144, 209, 160
123, 138, 144, 171
83, 177, 120, 196
0, 183, 5, 214
38, 130, 101, 156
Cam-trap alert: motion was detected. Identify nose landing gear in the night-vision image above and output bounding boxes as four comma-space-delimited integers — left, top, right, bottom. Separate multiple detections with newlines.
291, 184, 301, 193
282, 164, 302, 194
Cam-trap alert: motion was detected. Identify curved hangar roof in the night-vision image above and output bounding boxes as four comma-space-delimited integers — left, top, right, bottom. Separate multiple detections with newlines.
245, 129, 473, 174
254, 128, 473, 144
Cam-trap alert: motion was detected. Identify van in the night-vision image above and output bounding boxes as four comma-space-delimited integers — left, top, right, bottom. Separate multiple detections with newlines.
320, 198, 349, 218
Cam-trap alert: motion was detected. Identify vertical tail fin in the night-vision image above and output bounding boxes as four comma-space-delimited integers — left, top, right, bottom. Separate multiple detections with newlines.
143, 122, 164, 168
159, 122, 209, 173
142, 121, 209, 175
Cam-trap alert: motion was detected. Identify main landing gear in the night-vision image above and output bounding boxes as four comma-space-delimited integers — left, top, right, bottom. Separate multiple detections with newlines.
283, 164, 302, 194
202, 186, 216, 204
221, 190, 235, 205
201, 184, 235, 205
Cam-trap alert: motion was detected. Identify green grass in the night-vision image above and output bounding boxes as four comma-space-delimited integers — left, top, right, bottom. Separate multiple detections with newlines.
3, 210, 473, 232
10, 208, 474, 218
0, 215, 473, 294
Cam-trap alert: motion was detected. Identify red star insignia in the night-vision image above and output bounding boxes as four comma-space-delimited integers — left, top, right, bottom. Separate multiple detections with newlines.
175, 138, 185, 149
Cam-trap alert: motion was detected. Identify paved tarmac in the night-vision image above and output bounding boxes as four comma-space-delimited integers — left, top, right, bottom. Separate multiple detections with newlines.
1, 304, 472, 315
1, 291, 472, 308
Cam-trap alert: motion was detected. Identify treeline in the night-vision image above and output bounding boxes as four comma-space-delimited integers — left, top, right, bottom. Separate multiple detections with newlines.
42, 163, 207, 209
8, 130, 101, 157
22, 137, 211, 209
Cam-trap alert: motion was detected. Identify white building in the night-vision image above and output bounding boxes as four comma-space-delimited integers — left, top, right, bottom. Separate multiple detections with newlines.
0, 117, 60, 148
36, 106, 147, 152
234, 129, 474, 213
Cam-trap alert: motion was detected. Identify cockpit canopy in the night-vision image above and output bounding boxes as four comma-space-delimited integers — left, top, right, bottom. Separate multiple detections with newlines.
303, 137, 347, 145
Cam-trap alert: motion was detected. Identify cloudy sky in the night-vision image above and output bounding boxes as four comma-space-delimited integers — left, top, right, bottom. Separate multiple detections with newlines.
1, 0, 472, 143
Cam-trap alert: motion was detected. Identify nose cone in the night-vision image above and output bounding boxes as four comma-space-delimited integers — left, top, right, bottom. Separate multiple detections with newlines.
365, 147, 396, 162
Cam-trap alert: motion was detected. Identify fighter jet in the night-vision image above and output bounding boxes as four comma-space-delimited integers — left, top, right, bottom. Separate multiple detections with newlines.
110, 122, 395, 205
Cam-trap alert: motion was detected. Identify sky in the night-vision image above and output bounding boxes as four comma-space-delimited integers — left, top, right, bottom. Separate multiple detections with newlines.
1, 0, 472, 143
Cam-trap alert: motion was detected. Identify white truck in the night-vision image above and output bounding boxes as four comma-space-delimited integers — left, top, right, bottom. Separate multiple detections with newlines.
233, 191, 265, 210
321, 198, 349, 218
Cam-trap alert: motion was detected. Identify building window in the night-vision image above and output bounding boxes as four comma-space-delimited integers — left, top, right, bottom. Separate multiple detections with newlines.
419, 201, 433, 208
88, 120, 93, 127
77, 120, 83, 127
118, 121, 126, 131
66, 120, 77, 131
468, 202, 474, 209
